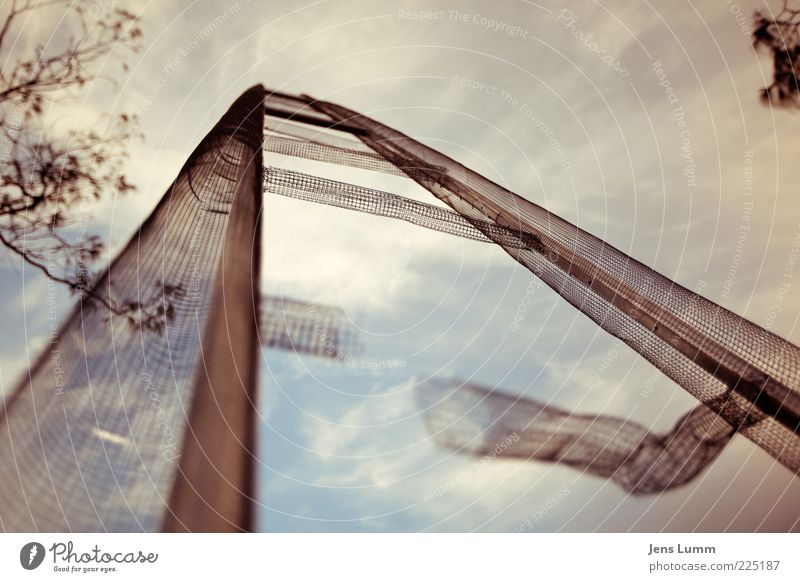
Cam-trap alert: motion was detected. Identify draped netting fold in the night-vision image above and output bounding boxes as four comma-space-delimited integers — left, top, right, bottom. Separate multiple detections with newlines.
0, 85, 265, 532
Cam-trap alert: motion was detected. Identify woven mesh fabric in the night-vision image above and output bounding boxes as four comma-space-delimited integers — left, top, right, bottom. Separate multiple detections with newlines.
261, 295, 361, 359
161, 86, 264, 533
265, 119, 374, 152
1, 82, 797, 533
417, 379, 748, 495
264, 167, 537, 249
265, 133, 404, 176
297, 96, 800, 474
0, 86, 265, 532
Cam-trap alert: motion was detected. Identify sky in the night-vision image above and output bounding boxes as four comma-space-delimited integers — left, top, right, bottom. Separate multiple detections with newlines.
2, 0, 800, 532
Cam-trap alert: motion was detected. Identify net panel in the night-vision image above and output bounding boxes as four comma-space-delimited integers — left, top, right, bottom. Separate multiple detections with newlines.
417, 378, 749, 494
0, 85, 265, 532
261, 295, 362, 359
264, 91, 366, 135
265, 118, 374, 152
300, 95, 800, 474
265, 132, 407, 177
161, 85, 264, 532
264, 167, 536, 249
265, 92, 336, 125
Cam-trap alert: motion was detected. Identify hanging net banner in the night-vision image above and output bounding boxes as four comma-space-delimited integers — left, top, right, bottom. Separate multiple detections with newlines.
265, 133, 407, 177
161, 85, 264, 533
265, 90, 367, 136
0, 85, 265, 532
261, 295, 362, 360
263, 167, 538, 249
417, 379, 751, 495
0, 79, 797, 533
281, 93, 800, 474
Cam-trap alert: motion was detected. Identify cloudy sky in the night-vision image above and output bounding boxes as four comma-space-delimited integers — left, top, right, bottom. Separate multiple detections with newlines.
3, 0, 800, 532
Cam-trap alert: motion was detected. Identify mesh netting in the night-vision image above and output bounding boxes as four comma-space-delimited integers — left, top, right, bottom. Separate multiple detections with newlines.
265, 132, 405, 177
265, 118, 373, 152
264, 167, 537, 249
0, 86, 265, 532
1, 81, 798, 534
261, 295, 362, 359
294, 95, 800, 474
265, 92, 338, 126
264, 120, 447, 179
418, 379, 753, 494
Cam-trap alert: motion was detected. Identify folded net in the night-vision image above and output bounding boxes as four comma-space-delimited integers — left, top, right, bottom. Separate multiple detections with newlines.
417, 378, 751, 494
